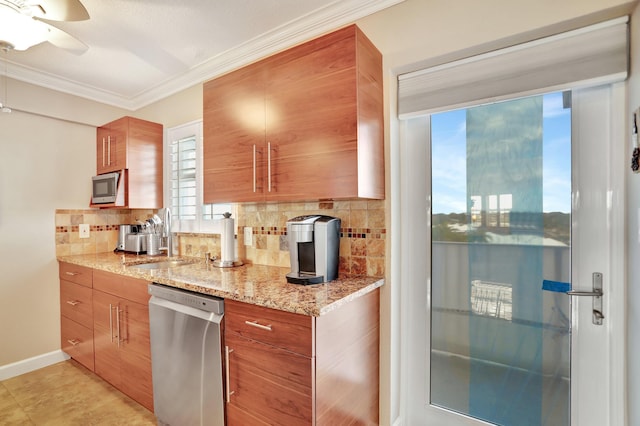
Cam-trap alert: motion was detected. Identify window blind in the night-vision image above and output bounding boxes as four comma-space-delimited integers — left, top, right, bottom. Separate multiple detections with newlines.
398, 17, 629, 117
170, 136, 197, 221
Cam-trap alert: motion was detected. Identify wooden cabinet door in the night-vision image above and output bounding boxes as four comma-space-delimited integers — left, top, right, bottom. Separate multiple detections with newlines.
226, 332, 313, 425
265, 28, 359, 201
107, 117, 128, 172
119, 299, 154, 411
203, 62, 267, 203
92, 289, 121, 388
96, 126, 111, 174
97, 118, 128, 174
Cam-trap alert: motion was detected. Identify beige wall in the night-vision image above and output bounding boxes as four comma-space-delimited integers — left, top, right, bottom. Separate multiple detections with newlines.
1, 0, 638, 424
0, 111, 95, 365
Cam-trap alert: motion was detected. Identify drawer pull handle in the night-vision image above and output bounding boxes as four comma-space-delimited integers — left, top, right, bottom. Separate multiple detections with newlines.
245, 320, 272, 331
66, 300, 80, 306
67, 339, 80, 346
65, 271, 79, 276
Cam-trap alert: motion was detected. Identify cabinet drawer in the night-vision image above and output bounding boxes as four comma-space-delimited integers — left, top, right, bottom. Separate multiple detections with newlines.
60, 280, 93, 327
226, 332, 312, 391
225, 299, 313, 357
59, 262, 92, 288
227, 334, 313, 425
93, 269, 150, 304
61, 316, 94, 371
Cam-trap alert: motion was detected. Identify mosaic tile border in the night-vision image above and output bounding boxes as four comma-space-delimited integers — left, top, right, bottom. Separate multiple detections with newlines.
252, 226, 386, 239
56, 225, 121, 233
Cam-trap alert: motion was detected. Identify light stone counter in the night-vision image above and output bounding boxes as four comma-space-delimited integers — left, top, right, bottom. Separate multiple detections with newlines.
57, 252, 383, 316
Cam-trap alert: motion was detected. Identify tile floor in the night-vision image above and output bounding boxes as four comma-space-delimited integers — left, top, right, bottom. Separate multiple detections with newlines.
0, 360, 156, 425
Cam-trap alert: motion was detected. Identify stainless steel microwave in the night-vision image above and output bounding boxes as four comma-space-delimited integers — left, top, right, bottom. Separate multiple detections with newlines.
92, 171, 119, 204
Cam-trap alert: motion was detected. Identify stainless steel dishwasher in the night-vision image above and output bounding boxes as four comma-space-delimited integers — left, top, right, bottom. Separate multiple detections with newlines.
148, 283, 224, 426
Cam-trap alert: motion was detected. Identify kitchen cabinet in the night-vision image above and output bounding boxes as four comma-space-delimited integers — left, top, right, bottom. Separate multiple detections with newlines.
96, 118, 127, 175
59, 262, 94, 371
93, 116, 163, 209
203, 24, 384, 203
93, 269, 154, 411
224, 288, 380, 425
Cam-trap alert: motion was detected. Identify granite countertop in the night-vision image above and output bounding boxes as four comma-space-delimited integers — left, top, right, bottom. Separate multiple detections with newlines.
57, 252, 384, 317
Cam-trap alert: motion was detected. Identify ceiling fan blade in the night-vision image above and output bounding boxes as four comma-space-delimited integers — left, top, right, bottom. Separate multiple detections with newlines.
34, 0, 89, 21
42, 22, 88, 54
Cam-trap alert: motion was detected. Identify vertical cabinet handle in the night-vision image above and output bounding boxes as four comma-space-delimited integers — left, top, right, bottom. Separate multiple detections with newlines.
109, 303, 115, 343
107, 136, 112, 166
116, 305, 121, 347
225, 346, 234, 402
252, 144, 257, 193
267, 142, 272, 192
102, 138, 106, 167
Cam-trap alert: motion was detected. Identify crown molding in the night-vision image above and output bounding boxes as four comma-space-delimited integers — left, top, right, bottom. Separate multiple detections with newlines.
2, 0, 403, 111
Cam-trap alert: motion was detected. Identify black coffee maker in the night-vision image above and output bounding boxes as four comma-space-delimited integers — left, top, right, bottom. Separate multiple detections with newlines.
286, 215, 341, 285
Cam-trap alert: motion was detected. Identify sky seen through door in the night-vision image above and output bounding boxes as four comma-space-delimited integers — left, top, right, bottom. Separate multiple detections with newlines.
431, 92, 571, 215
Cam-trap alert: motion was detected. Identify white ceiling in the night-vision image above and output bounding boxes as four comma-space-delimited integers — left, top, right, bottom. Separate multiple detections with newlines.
0, 0, 402, 110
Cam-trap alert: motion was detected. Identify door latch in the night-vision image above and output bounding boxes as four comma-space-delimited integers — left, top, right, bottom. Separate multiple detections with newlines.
566, 272, 604, 325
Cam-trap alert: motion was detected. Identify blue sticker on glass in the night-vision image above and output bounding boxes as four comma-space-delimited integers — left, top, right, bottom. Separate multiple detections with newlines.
542, 280, 571, 293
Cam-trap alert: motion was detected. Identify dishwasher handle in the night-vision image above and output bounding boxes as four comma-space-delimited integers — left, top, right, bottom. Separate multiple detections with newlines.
149, 296, 224, 324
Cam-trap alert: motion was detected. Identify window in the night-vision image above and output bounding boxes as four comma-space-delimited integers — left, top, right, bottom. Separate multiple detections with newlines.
165, 120, 232, 233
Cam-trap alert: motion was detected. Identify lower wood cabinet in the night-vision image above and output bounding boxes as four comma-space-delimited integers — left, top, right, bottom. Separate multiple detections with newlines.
59, 262, 94, 371
92, 269, 154, 411
224, 288, 380, 425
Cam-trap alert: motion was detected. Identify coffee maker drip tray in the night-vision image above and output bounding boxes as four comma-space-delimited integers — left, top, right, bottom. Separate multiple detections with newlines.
286, 272, 325, 285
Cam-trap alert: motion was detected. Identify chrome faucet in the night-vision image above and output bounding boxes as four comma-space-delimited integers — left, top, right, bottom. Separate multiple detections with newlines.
163, 207, 173, 257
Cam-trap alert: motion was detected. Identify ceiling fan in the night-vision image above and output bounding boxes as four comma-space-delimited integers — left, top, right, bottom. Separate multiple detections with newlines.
0, 0, 89, 54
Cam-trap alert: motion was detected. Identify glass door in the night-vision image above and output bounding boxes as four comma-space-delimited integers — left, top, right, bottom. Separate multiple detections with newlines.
430, 92, 571, 425
397, 84, 625, 425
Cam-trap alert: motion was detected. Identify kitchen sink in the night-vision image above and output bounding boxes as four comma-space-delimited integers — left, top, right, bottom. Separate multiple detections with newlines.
130, 260, 194, 270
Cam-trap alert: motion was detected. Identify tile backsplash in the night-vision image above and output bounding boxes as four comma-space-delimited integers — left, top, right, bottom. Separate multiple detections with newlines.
55, 199, 386, 277
55, 209, 160, 256
236, 200, 386, 277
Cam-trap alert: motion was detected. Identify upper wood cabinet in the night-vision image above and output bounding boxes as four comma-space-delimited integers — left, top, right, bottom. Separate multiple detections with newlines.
96, 118, 127, 174
203, 24, 384, 203
93, 116, 164, 209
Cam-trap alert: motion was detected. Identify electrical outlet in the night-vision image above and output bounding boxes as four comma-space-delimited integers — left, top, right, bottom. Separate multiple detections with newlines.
244, 227, 253, 246
79, 224, 90, 239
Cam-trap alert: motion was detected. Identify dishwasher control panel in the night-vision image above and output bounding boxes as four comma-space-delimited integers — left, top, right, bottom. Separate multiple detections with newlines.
148, 283, 224, 314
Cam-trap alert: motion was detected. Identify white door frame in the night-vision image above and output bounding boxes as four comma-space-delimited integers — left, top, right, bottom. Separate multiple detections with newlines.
393, 83, 627, 426
569, 83, 627, 426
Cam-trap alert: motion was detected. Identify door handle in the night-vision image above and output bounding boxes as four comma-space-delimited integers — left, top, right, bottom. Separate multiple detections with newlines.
109, 303, 114, 343
267, 142, 272, 192
225, 346, 234, 402
252, 144, 257, 193
116, 305, 121, 347
566, 272, 604, 325
566, 289, 602, 297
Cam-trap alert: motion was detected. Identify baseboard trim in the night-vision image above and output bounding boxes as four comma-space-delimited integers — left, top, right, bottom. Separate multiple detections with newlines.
0, 350, 70, 381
